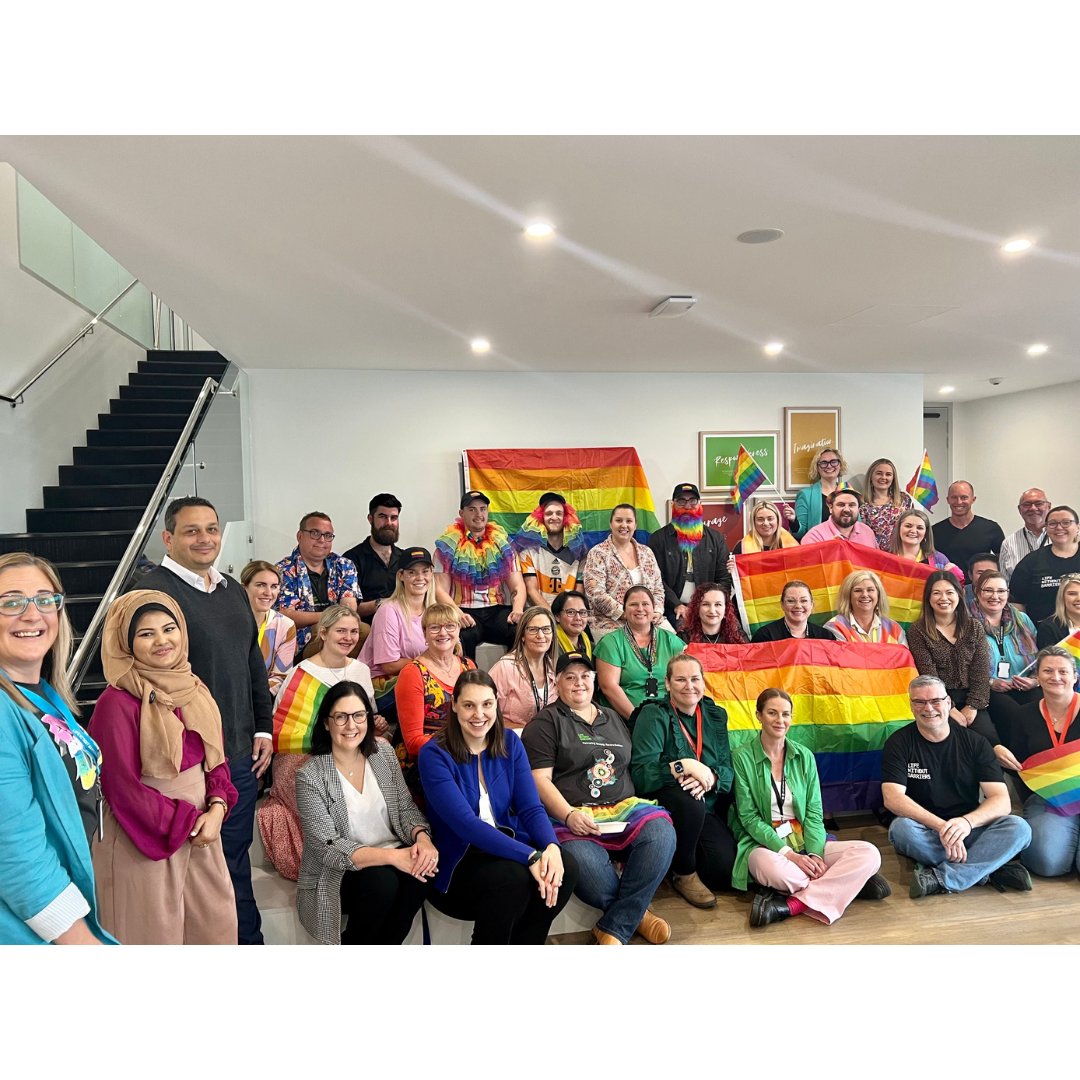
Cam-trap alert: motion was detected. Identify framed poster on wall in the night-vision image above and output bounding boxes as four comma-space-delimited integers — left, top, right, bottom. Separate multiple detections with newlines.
784, 407, 841, 490
667, 500, 745, 552
698, 431, 781, 496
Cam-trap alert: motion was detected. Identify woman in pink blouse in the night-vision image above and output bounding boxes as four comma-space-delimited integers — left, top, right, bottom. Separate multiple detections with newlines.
89, 590, 238, 944
489, 606, 559, 731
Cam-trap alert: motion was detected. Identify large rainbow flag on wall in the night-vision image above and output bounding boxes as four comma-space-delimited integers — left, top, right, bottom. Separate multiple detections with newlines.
463, 447, 660, 546
731, 537, 936, 636
272, 667, 330, 753
1019, 741, 1080, 816
689, 639, 919, 811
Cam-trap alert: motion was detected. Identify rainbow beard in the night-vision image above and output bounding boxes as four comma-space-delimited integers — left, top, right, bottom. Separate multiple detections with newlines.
435, 520, 516, 592
672, 505, 704, 552
512, 503, 588, 561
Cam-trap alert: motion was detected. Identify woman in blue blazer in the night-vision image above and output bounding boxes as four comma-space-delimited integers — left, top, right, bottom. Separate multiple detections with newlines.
419, 669, 578, 944
0, 553, 114, 945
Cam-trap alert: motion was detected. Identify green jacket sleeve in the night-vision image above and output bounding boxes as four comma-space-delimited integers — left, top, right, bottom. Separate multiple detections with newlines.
702, 700, 734, 795
629, 703, 676, 796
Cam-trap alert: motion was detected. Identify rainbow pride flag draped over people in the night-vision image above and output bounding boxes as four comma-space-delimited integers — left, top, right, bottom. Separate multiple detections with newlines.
272, 667, 329, 753
731, 537, 935, 636
463, 446, 660, 547
688, 639, 919, 812
1019, 741, 1080, 816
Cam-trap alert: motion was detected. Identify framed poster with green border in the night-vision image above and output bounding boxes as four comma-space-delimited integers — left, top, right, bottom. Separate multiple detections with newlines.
784, 407, 841, 490
698, 430, 781, 496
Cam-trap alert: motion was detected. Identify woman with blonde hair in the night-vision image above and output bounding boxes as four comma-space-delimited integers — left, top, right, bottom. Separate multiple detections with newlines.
886, 508, 964, 582
791, 447, 847, 539
732, 501, 799, 555
860, 457, 914, 549
1036, 574, 1080, 650
824, 570, 907, 644
241, 559, 296, 695
489, 605, 559, 731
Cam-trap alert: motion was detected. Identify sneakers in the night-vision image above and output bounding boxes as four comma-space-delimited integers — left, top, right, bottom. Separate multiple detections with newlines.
749, 889, 792, 928
672, 871, 717, 909
635, 908, 671, 945
856, 873, 892, 900
909, 864, 944, 898
988, 860, 1033, 893
592, 926, 623, 945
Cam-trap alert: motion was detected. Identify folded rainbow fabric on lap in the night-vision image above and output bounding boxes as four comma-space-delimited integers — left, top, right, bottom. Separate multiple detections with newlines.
689, 639, 919, 812
272, 668, 328, 753
552, 796, 670, 851
1019, 741, 1080, 816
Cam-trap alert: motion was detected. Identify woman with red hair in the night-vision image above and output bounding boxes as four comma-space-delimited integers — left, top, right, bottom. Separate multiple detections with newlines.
679, 583, 747, 646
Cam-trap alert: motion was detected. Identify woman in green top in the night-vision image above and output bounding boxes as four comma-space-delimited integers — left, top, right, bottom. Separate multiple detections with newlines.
629, 653, 735, 910
732, 688, 889, 928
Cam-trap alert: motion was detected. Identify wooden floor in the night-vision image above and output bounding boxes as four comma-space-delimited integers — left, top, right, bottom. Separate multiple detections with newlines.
548, 820, 1080, 945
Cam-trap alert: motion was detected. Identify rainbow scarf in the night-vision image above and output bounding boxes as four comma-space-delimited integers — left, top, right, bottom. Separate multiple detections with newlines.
672, 504, 704, 552
272, 667, 329, 753
551, 796, 671, 852
690, 638, 919, 812
732, 444, 769, 509
1020, 740, 1080, 816
512, 502, 589, 562
463, 446, 660, 547
434, 520, 515, 593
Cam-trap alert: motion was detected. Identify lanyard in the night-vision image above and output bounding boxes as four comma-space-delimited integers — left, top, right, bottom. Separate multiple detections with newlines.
673, 705, 703, 760
1040, 696, 1080, 749
769, 746, 788, 820
623, 624, 656, 672
530, 673, 550, 714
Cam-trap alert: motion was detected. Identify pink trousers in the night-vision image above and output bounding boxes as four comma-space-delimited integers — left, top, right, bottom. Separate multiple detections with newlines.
747, 840, 881, 924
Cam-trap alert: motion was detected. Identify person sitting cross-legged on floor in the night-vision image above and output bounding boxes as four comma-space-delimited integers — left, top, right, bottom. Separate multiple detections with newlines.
882, 674, 1033, 898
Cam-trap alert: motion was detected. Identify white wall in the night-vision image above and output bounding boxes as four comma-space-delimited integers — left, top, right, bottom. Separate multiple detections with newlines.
248, 369, 924, 561
0, 163, 144, 533
954, 379, 1080, 531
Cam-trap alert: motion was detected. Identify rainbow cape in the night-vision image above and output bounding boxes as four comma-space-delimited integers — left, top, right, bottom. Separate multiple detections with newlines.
511, 501, 589, 562
731, 536, 935, 636
463, 446, 660, 547
434, 520, 516, 592
689, 639, 919, 812
1019, 740, 1080, 816
905, 449, 939, 511
272, 667, 330, 753
732, 444, 769, 510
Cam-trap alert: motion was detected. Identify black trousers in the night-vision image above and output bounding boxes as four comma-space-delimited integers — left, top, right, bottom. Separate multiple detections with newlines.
338, 864, 428, 945
459, 605, 516, 660
428, 847, 579, 944
657, 784, 737, 891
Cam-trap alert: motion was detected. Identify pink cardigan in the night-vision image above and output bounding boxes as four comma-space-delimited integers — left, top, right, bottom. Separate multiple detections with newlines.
582, 537, 666, 636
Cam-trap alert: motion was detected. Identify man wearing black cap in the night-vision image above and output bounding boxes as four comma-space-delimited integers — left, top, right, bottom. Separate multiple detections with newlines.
648, 483, 732, 631
434, 490, 526, 659
514, 491, 589, 610
342, 493, 406, 621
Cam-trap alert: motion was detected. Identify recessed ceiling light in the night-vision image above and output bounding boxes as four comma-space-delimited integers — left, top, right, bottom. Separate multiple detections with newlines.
1026, 343, 1049, 357
939, 386, 955, 394
524, 222, 555, 239
737, 228, 784, 244
763, 342, 784, 357
1001, 237, 1033, 254
470, 338, 491, 355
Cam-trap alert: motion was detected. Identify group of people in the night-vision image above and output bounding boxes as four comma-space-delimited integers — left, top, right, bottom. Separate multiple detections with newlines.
4, 455, 1079, 946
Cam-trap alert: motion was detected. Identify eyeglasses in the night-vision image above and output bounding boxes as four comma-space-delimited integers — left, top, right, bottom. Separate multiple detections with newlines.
328, 711, 368, 726
1047, 519, 1077, 529
303, 529, 335, 541
562, 608, 588, 619
818, 459, 841, 468
1019, 501, 1050, 510
427, 623, 458, 635
0, 592, 65, 616
978, 588, 1009, 597
673, 498, 700, 508
525, 626, 554, 637
910, 697, 949, 711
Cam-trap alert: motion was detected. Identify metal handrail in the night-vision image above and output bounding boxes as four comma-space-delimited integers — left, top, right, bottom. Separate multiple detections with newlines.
66, 374, 222, 691
1, 279, 140, 406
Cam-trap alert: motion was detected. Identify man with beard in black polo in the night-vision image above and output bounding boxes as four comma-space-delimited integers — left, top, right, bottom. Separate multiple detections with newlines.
343, 493, 406, 623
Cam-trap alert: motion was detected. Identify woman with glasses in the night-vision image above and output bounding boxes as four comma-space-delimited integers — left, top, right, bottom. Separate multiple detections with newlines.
0, 553, 112, 944
1011, 506, 1080, 625
90, 591, 238, 944
551, 590, 593, 660
1036, 575, 1080, 650
394, 604, 476, 798
824, 570, 907, 644
679, 582, 748, 645
241, 560, 296, 695
750, 580, 836, 642
296, 681, 436, 944
885, 508, 964, 583
490, 606, 559, 732
792, 447, 847, 540
859, 457, 914, 550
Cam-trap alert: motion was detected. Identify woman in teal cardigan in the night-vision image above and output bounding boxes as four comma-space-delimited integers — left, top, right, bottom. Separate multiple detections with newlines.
732, 687, 888, 928
792, 447, 847, 538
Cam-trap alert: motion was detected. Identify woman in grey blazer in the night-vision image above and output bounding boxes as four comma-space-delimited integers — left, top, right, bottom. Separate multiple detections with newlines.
296, 682, 437, 944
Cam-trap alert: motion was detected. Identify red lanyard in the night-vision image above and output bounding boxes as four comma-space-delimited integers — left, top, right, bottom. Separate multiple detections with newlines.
673, 705, 703, 760
1040, 695, 1080, 749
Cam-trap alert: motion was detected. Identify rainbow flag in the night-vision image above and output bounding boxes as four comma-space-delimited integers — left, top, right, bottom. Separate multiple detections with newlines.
1019, 740, 1080, 816
732, 444, 768, 510
1058, 629, 1080, 664
905, 449, 939, 511
272, 667, 329, 753
689, 639, 919, 811
463, 446, 660, 546
731, 537, 935, 636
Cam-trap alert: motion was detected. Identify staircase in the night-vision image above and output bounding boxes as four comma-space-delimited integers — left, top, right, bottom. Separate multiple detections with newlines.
0, 349, 229, 710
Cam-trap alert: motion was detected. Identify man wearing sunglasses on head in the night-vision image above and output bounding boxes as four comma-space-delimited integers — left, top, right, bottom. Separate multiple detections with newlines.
276, 511, 360, 653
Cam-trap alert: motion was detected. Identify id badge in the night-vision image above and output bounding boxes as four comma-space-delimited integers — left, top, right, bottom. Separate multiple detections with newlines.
645, 676, 659, 698
775, 821, 793, 839
996, 661, 1011, 680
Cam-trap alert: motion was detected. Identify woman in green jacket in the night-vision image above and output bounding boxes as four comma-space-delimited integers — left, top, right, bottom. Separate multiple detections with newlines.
732, 688, 889, 928
630, 653, 736, 911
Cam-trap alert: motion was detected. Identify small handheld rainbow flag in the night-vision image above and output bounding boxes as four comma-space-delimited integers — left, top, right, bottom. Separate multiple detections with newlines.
1017, 629, 1080, 677
1019, 740, 1080, 816
905, 449, 939, 511
272, 667, 330, 753
732, 444, 769, 509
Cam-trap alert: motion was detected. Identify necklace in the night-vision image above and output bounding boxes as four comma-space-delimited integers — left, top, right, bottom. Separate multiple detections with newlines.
317, 656, 351, 683
424, 651, 459, 681
783, 620, 807, 638
700, 630, 723, 645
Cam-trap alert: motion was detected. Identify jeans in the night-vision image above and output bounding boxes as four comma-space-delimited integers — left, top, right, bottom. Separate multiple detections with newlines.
657, 785, 737, 890
221, 753, 263, 944
889, 814, 1031, 892
562, 816, 676, 944
1021, 795, 1080, 877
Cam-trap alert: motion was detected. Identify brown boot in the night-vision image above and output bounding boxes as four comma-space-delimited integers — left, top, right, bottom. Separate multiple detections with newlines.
672, 871, 717, 909
635, 908, 672, 944
592, 926, 623, 945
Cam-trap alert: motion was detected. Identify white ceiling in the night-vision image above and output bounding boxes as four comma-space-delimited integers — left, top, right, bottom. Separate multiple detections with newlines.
2, 134, 1078, 402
